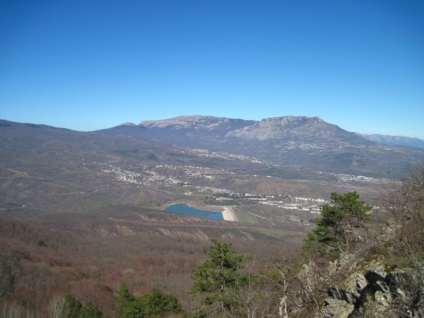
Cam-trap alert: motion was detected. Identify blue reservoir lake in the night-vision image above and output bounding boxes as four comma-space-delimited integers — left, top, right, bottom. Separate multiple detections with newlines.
164, 204, 224, 220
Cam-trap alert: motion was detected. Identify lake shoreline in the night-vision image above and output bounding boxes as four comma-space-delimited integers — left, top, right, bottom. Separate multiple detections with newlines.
164, 203, 224, 220
164, 203, 237, 221
222, 206, 237, 222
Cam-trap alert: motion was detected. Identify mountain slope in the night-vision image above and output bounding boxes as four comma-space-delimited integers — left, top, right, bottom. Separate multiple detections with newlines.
0, 119, 298, 216
99, 116, 424, 179
136, 115, 366, 143
226, 116, 364, 142
0, 119, 262, 216
360, 133, 424, 149
0, 120, 172, 216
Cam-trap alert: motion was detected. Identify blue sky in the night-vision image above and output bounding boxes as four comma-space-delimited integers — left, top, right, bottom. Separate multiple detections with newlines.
1, 1, 423, 138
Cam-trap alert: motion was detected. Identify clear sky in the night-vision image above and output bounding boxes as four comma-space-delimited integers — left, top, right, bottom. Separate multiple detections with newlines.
1, 1, 423, 138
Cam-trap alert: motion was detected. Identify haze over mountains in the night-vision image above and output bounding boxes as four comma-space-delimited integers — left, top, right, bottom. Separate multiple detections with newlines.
100, 115, 424, 179
359, 133, 424, 149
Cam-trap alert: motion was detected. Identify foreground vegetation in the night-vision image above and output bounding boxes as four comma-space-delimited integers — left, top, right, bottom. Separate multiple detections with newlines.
1, 165, 424, 317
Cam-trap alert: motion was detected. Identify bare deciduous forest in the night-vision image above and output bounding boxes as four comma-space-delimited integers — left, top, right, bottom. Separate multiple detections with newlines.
1, 166, 424, 317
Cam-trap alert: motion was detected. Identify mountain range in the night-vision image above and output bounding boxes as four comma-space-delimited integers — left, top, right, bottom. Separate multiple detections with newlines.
359, 133, 424, 149
1, 116, 423, 316
99, 115, 424, 179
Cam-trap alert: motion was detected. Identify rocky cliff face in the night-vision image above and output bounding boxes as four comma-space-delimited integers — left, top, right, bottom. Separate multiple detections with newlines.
226, 116, 362, 142
140, 115, 255, 135
298, 218, 424, 318
286, 209, 424, 318
321, 260, 424, 317
290, 250, 424, 318
139, 115, 365, 143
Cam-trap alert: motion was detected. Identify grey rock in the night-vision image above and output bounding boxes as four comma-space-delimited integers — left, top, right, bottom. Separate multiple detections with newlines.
323, 266, 424, 318
322, 298, 354, 318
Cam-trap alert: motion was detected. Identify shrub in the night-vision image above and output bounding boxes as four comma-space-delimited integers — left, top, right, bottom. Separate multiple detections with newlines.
303, 192, 372, 259
115, 285, 183, 318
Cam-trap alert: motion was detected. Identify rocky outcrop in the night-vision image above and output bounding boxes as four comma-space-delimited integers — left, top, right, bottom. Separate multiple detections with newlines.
321, 263, 424, 317
320, 223, 424, 318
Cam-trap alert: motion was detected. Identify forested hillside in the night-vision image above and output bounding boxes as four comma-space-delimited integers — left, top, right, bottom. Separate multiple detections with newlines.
1, 166, 423, 317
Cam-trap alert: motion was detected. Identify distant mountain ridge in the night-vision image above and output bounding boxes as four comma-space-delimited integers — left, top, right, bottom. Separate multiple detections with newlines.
359, 133, 424, 149
126, 116, 366, 143
141, 115, 255, 131
100, 115, 424, 179
135, 115, 366, 142
120, 115, 424, 148
118, 115, 370, 149
139, 115, 255, 140
225, 116, 366, 142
